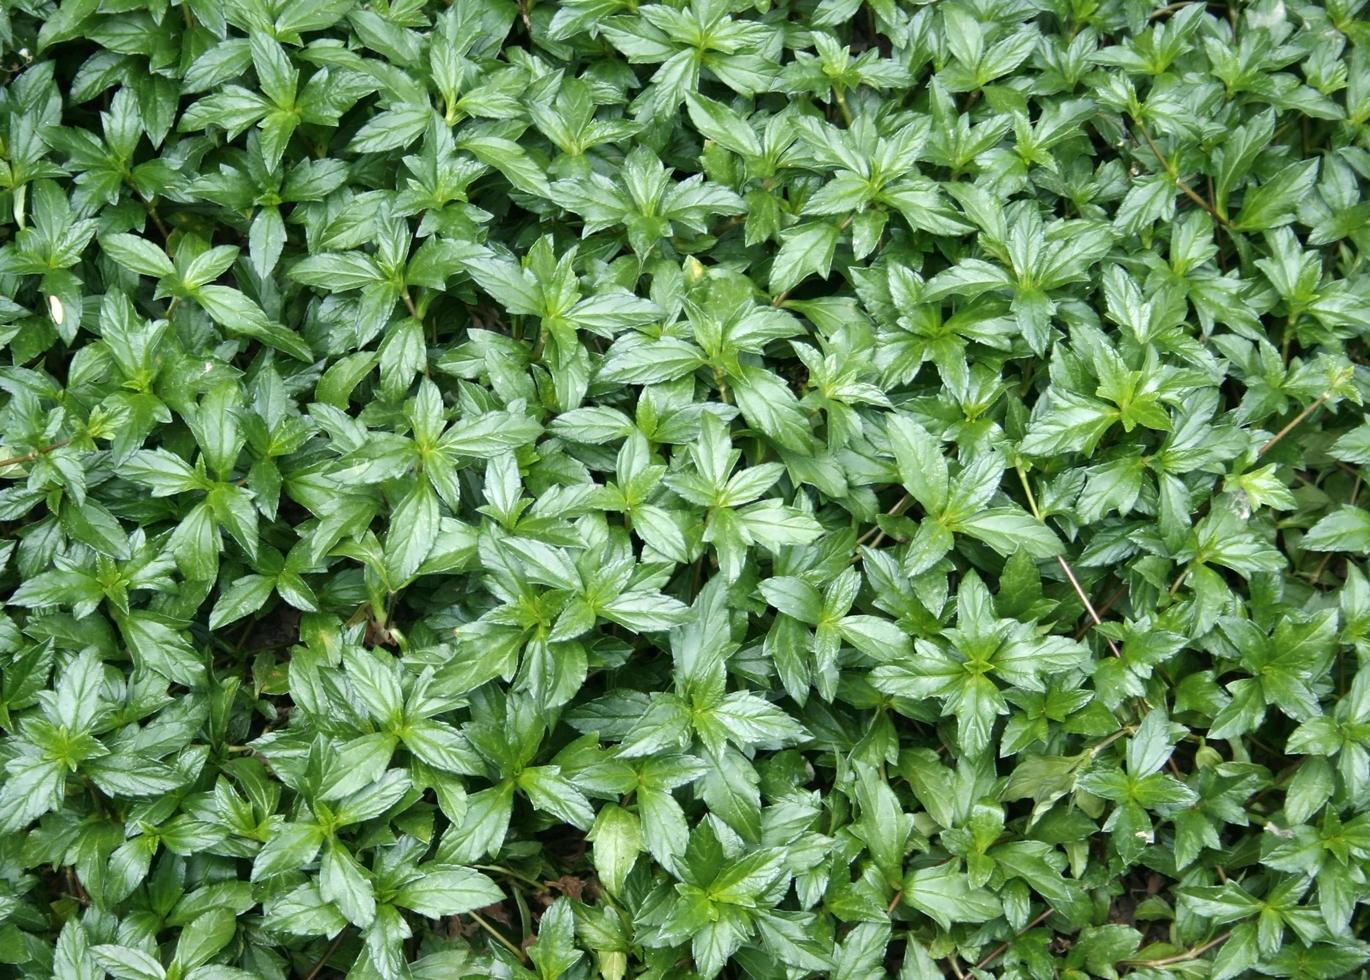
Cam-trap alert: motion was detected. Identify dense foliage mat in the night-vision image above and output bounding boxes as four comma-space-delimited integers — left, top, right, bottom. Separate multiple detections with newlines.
3, 0, 1370, 976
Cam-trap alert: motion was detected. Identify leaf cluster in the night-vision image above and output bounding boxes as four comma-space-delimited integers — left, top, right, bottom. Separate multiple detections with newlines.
2, 0, 1370, 977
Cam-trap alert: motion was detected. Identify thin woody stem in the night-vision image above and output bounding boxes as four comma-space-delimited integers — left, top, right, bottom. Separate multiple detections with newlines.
976, 908, 1054, 970
302, 929, 349, 980
1056, 555, 1123, 658
0, 440, 69, 469
1128, 932, 1231, 968
1017, 465, 1122, 658
1259, 390, 1331, 457
1135, 119, 1226, 224
469, 910, 529, 962
857, 492, 911, 551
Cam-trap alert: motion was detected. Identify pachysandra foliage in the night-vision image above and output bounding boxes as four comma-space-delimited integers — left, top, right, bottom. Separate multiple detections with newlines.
1, 0, 1369, 975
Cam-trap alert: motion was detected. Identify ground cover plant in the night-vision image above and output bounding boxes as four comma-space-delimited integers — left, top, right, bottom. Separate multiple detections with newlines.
1, 0, 1370, 976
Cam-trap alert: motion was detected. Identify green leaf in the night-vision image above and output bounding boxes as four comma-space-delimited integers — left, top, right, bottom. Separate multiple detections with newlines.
101, 233, 174, 278
1020, 388, 1120, 457
588, 803, 642, 895
518, 766, 595, 830
90, 946, 166, 980
174, 909, 236, 971
1303, 507, 1370, 554
955, 508, 1063, 558
5, 6, 1367, 978
759, 577, 823, 623
769, 222, 840, 295
732, 366, 812, 451
886, 414, 949, 514
252, 821, 326, 881
598, 590, 692, 632
685, 92, 761, 157
116, 612, 205, 687
903, 863, 1002, 930
320, 841, 376, 927
1231, 160, 1320, 232
529, 898, 583, 980
393, 867, 502, 917
194, 286, 314, 361
437, 781, 515, 864
385, 479, 439, 583
209, 574, 275, 629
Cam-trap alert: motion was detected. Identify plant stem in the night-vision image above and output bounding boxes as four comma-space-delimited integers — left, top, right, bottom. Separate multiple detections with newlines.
1135, 119, 1226, 224
1017, 465, 1122, 658
1016, 465, 1042, 520
1259, 390, 1331, 457
976, 907, 1054, 969
1089, 726, 1135, 758
1056, 554, 1123, 658
856, 492, 911, 551
1076, 586, 1126, 639
833, 85, 853, 126
134, 188, 172, 240
302, 929, 349, 980
1127, 931, 1230, 968
1168, 564, 1190, 597
476, 864, 545, 888
1149, 0, 1195, 17
0, 439, 69, 469
469, 910, 529, 962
